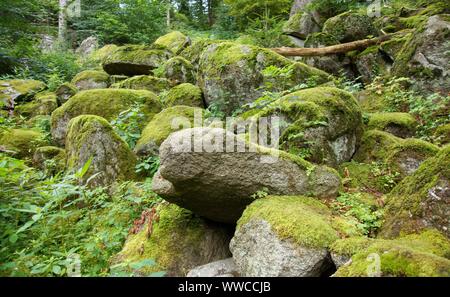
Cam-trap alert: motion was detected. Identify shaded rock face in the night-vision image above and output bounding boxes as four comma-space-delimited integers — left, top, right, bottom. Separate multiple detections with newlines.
230, 219, 333, 277
197, 42, 330, 116
51, 89, 162, 146
32, 146, 66, 174
161, 56, 195, 85
65, 115, 137, 187
152, 127, 341, 224
113, 203, 232, 277
102, 45, 173, 76
55, 83, 78, 105
393, 15, 450, 95
76, 36, 99, 56
187, 258, 239, 277
379, 146, 450, 239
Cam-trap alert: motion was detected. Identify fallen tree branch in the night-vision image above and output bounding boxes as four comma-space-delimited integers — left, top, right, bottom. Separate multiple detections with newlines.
271, 32, 407, 57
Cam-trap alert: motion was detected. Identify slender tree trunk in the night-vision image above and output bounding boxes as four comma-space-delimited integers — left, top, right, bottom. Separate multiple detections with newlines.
207, 0, 213, 26
166, 0, 171, 28
58, 0, 68, 48
271, 33, 405, 57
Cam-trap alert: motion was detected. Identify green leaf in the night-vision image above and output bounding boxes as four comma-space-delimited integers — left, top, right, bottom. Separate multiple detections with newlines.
9, 234, 18, 243
130, 259, 156, 270
77, 157, 93, 178
52, 265, 62, 275
148, 271, 166, 277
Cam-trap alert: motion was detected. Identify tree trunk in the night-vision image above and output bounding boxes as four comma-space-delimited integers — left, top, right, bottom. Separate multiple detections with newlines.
271, 33, 403, 57
58, 0, 68, 48
166, 1, 171, 28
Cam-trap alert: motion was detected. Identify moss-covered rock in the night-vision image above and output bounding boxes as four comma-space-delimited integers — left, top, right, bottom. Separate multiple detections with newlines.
159, 56, 195, 85
152, 127, 341, 224
111, 75, 171, 93
0, 128, 48, 159
71, 70, 110, 90
333, 230, 450, 276
197, 42, 330, 115
379, 31, 413, 61
164, 83, 204, 108
65, 115, 137, 187
0, 79, 46, 109
55, 83, 78, 106
32, 146, 66, 174
112, 202, 232, 276
354, 130, 439, 178
379, 146, 450, 239
230, 196, 340, 276
245, 87, 363, 167
179, 39, 219, 69
15, 92, 58, 118
434, 124, 450, 145
135, 106, 204, 157
86, 44, 119, 66
102, 44, 173, 76
367, 112, 417, 138
392, 15, 450, 94
323, 11, 378, 43
283, 11, 320, 39
154, 31, 191, 55
51, 89, 162, 146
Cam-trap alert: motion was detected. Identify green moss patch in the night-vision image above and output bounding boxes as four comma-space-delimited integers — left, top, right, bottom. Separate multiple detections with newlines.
164, 83, 204, 108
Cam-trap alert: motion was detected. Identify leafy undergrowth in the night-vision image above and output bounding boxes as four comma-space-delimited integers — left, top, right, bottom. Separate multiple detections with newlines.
0, 154, 161, 276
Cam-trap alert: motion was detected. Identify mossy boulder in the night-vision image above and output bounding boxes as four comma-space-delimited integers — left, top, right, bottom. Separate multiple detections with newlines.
135, 106, 204, 157
0, 79, 46, 109
434, 124, 450, 145
152, 127, 341, 224
197, 42, 330, 115
179, 39, 219, 69
379, 32, 413, 61
245, 87, 363, 168
71, 70, 110, 90
112, 202, 232, 277
51, 89, 162, 146
322, 11, 378, 43
379, 146, 450, 239
367, 112, 417, 138
230, 196, 340, 276
354, 130, 440, 178
65, 115, 137, 187
15, 92, 58, 118
164, 83, 204, 108
86, 44, 119, 66
32, 146, 66, 174
0, 128, 48, 159
159, 56, 195, 85
111, 75, 171, 93
392, 15, 450, 94
102, 44, 173, 76
154, 31, 191, 55
283, 11, 320, 39
55, 83, 78, 105
333, 230, 450, 276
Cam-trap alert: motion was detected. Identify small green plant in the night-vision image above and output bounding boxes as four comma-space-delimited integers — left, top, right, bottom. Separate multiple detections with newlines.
136, 156, 160, 177
370, 162, 400, 192
332, 192, 384, 236
110, 103, 145, 149
251, 187, 269, 200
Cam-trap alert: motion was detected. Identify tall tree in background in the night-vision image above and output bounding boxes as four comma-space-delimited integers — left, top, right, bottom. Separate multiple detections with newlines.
58, 0, 68, 48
